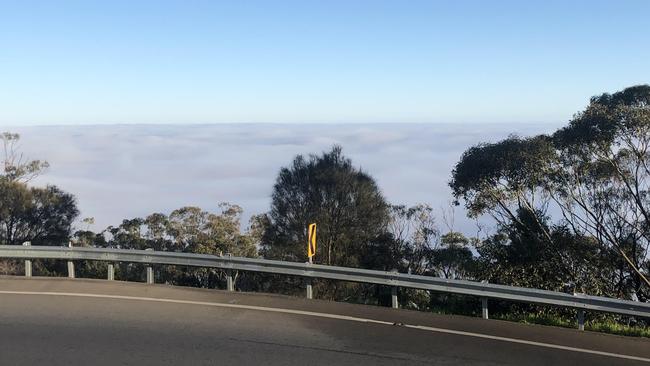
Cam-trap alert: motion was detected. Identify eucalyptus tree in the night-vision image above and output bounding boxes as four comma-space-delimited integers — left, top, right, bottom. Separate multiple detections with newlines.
385, 204, 439, 275
0, 182, 78, 245
1, 132, 49, 183
549, 85, 650, 293
101, 203, 259, 286
450, 135, 555, 235
432, 231, 475, 280
449, 85, 650, 298
260, 145, 390, 267
448, 135, 578, 279
166, 203, 258, 257
103, 203, 258, 257
259, 146, 391, 302
0, 132, 78, 246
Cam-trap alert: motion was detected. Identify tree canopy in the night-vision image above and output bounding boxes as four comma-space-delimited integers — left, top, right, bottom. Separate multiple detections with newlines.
260, 145, 390, 267
450, 84, 650, 300
0, 133, 78, 246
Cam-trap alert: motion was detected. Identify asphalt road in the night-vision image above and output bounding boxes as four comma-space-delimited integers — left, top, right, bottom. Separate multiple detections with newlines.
0, 277, 648, 365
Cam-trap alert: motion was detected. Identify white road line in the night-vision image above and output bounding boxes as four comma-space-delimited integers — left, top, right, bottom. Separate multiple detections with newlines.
1, 290, 648, 363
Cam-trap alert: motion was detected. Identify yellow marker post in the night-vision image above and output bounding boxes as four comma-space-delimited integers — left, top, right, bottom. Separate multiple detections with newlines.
307, 223, 317, 263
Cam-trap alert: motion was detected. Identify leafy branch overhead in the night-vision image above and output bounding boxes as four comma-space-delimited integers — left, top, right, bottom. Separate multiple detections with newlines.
451, 85, 650, 297
1, 132, 49, 183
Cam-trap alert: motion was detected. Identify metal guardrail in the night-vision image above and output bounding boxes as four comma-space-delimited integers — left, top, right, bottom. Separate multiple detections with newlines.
1, 244, 649, 330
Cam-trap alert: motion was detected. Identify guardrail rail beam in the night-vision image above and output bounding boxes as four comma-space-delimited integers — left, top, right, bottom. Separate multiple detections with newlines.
0, 245, 648, 322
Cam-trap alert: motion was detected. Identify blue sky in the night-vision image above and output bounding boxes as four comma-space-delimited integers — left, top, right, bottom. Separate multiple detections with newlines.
1, 0, 649, 125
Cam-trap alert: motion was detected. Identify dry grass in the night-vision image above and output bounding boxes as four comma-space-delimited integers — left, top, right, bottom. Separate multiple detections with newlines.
0, 259, 21, 275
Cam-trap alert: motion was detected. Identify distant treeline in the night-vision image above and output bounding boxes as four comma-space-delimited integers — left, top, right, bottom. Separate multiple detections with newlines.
1, 85, 649, 329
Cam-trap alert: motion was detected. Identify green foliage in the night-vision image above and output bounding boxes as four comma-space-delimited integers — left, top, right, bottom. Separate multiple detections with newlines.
71, 203, 261, 286
494, 312, 650, 338
431, 245, 474, 279
261, 145, 390, 267
450, 135, 555, 218
451, 84, 650, 302
0, 180, 79, 245
549, 85, 650, 297
259, 145, 393, 300
1, 132, 49, 182
94, 203, 258, 257
0, 132, 78, 246
586, 320, 650, 338
386, 204, 439, 274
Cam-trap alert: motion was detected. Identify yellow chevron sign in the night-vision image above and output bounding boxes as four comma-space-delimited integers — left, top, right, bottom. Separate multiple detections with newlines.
307, 223, 317, 259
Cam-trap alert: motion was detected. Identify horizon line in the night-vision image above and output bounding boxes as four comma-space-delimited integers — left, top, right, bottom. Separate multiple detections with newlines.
2, 121, 563, 128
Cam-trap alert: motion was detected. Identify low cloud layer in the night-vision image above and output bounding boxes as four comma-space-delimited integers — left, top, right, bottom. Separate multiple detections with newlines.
8, 123, 561, 234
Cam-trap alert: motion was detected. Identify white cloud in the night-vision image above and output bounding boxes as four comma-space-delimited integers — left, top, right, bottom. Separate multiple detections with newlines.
6, 123, 562, 234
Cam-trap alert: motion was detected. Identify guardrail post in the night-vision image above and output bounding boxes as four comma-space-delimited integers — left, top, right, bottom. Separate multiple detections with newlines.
22, 242, 32, 277
577, 309, 585, 331
390, 269, 399, 309
224, 253, 234, 291
107, 263, 114, 281
226, 270, 234, 291
146, 266, 154, 284
480, 280, 488, 319
481, 297, 489, 319
306, 278, 313, 299
67, 241, 75, 278
391, 286, 399, 309
573, 292, 585, 331
145, 248, 154, 284
305, 260, 313, 299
